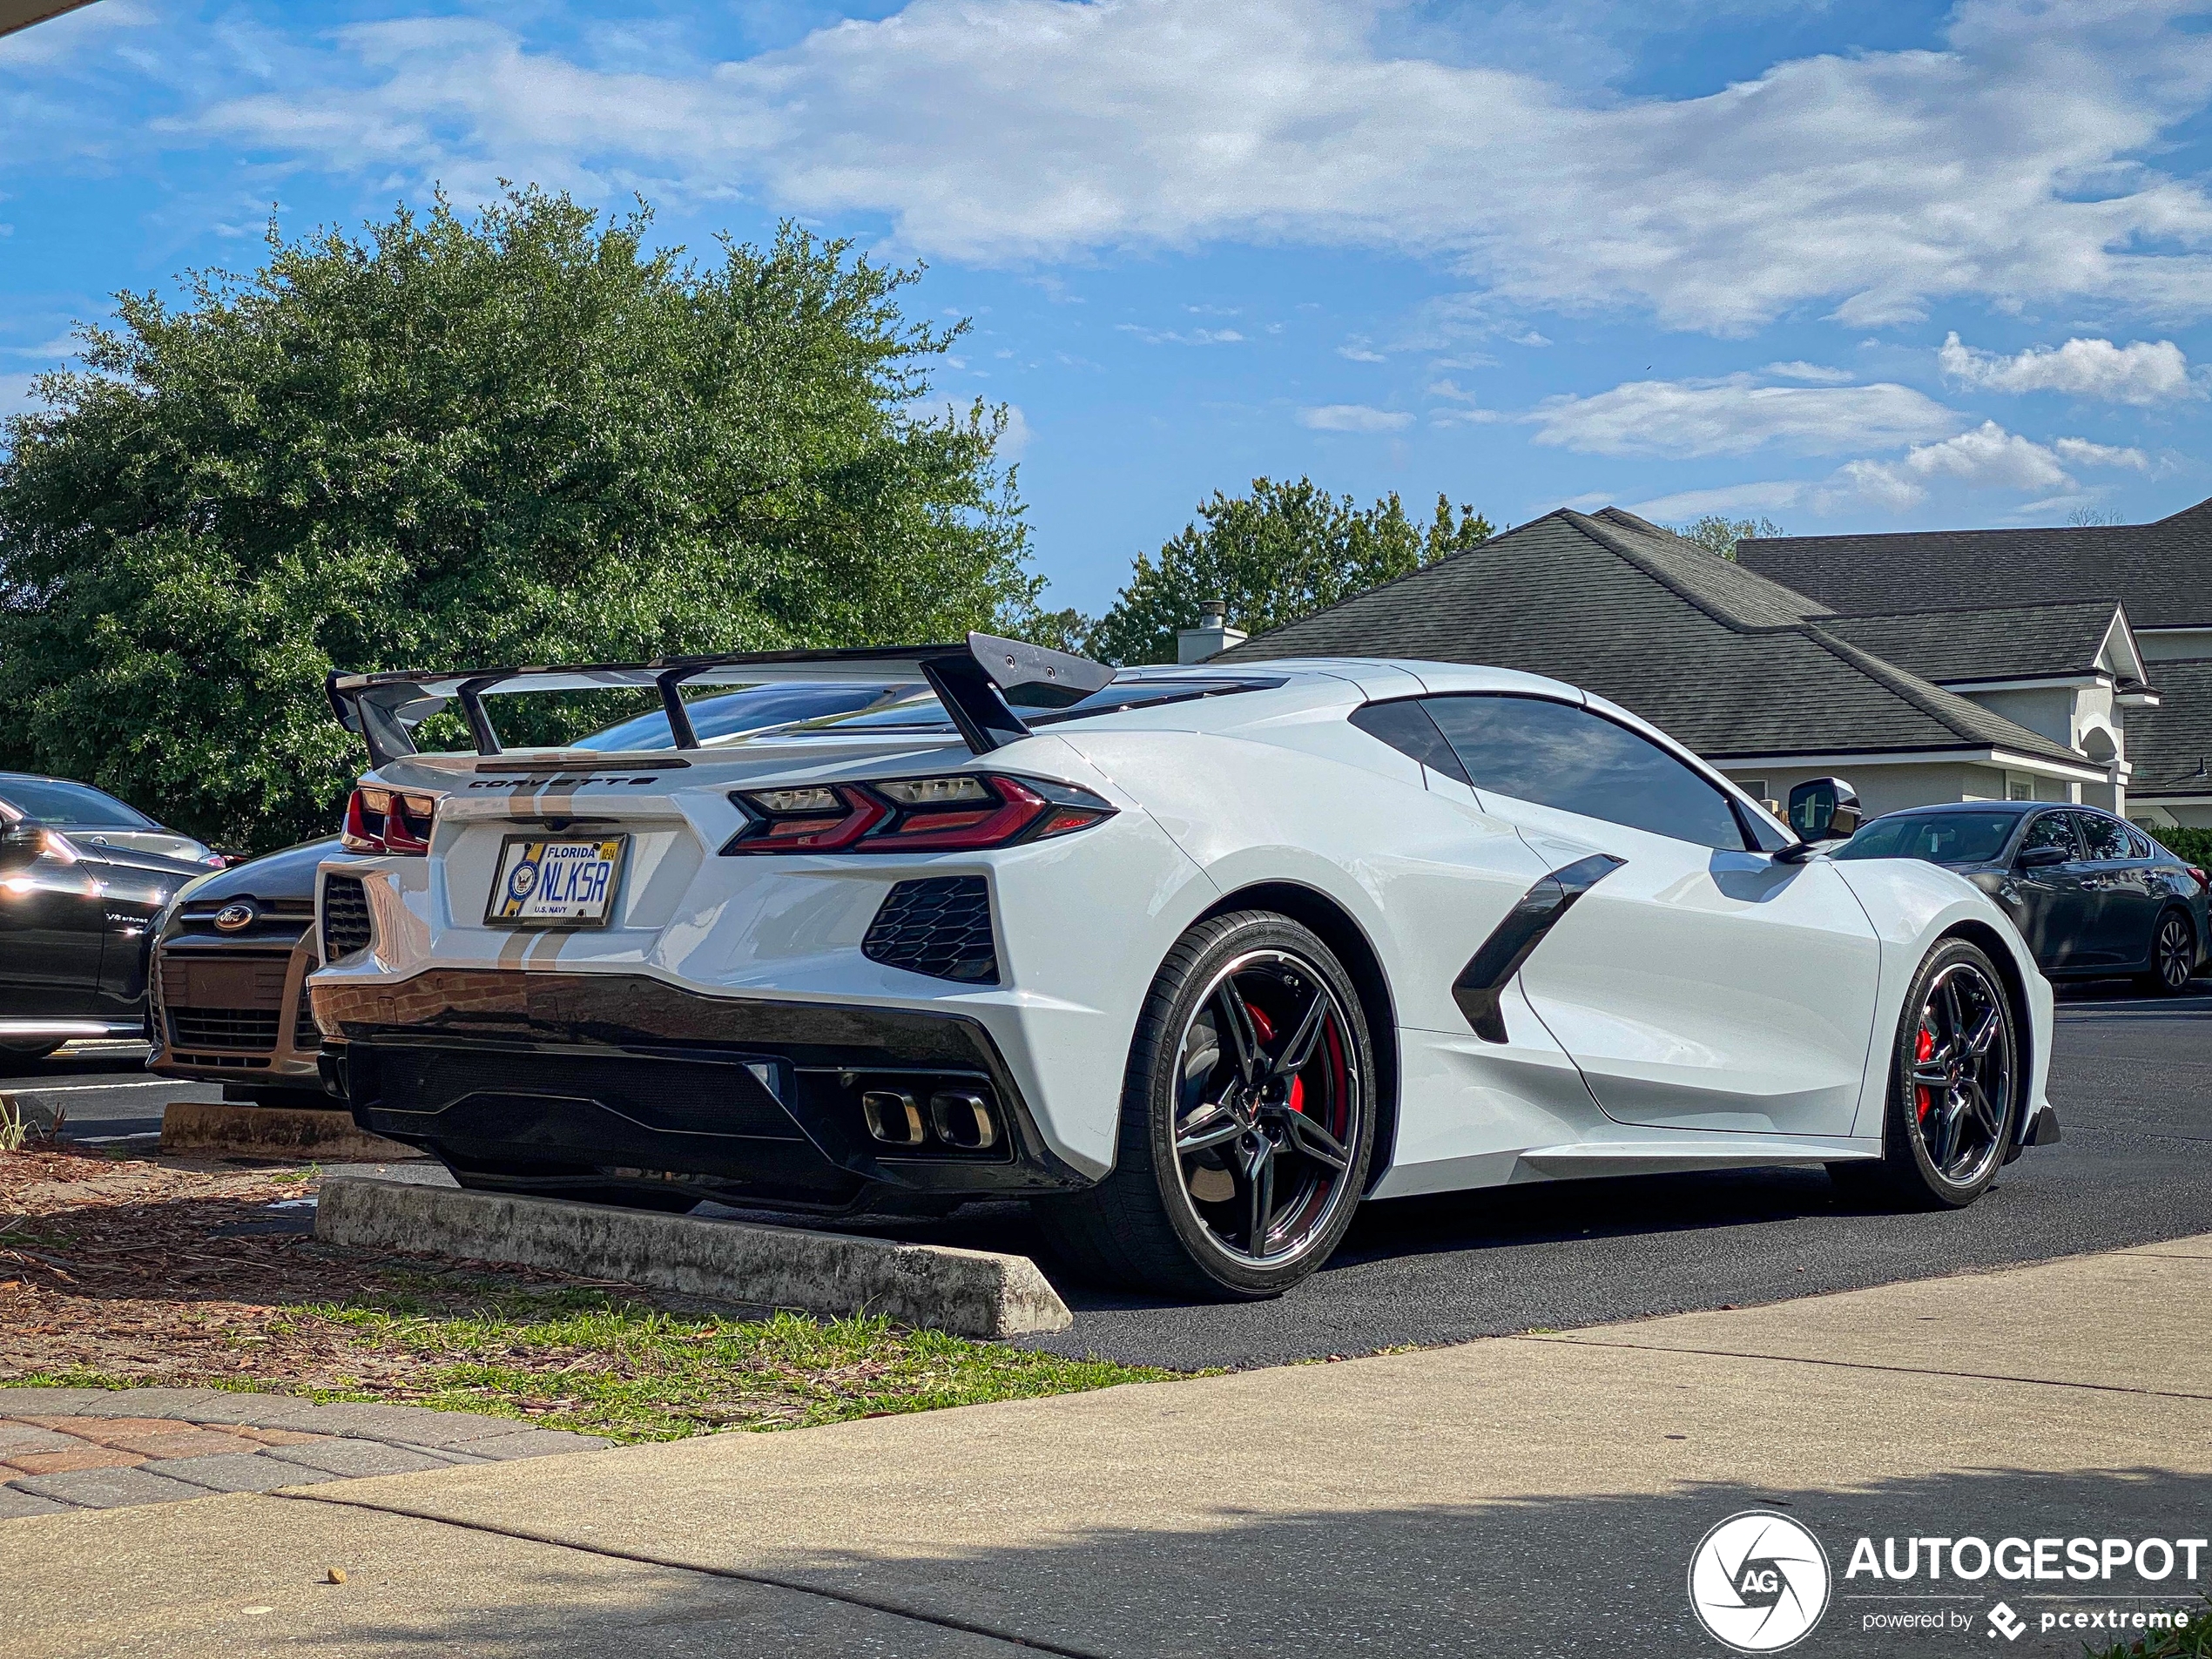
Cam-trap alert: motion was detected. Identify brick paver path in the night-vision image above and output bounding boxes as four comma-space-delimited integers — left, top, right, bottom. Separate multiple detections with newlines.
0, 1386, 603, 1517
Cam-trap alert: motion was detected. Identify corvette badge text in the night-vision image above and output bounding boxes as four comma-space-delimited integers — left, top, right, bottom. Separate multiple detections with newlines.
1689, 1513, 2205, 1651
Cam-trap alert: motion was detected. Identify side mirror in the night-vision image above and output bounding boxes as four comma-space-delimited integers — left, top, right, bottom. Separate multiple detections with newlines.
2017, 843, 2069, 870
1787, 778, 1862, 843
0, 819, 41, 867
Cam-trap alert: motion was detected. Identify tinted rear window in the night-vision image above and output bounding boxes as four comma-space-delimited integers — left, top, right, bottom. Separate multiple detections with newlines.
0, 779, 156, 827
1834, 812, 2018, 865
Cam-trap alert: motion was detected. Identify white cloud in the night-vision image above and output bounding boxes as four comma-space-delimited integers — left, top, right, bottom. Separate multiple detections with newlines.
1116, 324, 1244, 346
0, 373, 47, 421
1527, 374, 1961, 459
174, 0, 2212, 334
1763, 361, 1855, 385
1938, 331, 2199, 404
1817, 419, 2148, 512
1628, 481, 1810, 521
1336, 339, 1387, 362
1299, 403, 1413, 432
2052, 435, 2151, 470
0, 0, 156, 68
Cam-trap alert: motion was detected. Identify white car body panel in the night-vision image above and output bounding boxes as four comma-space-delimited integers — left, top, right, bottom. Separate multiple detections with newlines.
313, 655, 2055, 1211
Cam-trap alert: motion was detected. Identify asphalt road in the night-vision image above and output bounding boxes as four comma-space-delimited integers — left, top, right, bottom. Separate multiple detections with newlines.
16, 984, 2212, 1372
1013, 980, 2212, 1368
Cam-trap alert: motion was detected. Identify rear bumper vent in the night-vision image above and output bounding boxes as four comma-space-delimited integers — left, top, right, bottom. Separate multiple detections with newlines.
321, 874, 373, 960
862, 877, 998, 984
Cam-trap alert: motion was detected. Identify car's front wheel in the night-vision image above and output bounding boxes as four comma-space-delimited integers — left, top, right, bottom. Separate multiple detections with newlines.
1830, 936, 2020, 1209
2139, 908, 2199, 996
1037, 911, 1377, 1298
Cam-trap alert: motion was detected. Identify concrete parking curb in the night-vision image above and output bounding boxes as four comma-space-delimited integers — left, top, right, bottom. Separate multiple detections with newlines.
314, 1177, 1074, 1339
158, 1100, 418, 1162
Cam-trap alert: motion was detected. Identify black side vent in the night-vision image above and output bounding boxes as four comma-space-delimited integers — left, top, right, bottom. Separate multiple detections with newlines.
863, 878, 998, 985
321, 874, 374, 961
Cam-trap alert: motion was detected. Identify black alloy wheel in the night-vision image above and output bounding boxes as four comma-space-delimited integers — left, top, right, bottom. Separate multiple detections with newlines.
1832, 937, 2018, 1209
1037, 911, 1376, 1298
2141, 909, 2199, 996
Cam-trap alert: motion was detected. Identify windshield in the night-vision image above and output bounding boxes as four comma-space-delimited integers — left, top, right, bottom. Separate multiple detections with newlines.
1833, 812, 2019, 866
0, 778, 158, 828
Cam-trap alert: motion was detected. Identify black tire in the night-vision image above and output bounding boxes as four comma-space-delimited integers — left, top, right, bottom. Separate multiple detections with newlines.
2138, 908, 2198, 996
1828, 937, 2020, 1210
1035, 911, 1377, 1299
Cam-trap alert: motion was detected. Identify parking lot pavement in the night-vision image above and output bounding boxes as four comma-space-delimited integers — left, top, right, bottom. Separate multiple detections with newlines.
989, 980, 2212, 1369
0, 1042, 219, 1144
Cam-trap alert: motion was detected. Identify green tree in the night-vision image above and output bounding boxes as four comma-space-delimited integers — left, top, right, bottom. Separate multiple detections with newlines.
1085, 478, 1491, 665
0, 189, 1040, 851
1670, 514, 1784, 560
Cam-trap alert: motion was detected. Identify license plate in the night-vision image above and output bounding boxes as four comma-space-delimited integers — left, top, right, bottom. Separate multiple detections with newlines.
485, 835, 628, 928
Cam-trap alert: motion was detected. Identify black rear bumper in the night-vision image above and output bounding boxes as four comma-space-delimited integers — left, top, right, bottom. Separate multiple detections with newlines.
314, 968, 1096, 1211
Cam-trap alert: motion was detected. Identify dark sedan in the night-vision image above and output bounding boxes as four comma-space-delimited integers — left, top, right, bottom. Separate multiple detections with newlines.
1834, 801, 2209, 992
0, 772, 224, 1057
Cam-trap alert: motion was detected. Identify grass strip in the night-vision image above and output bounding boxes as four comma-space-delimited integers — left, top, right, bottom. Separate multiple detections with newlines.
5, 1282, 1179, 1443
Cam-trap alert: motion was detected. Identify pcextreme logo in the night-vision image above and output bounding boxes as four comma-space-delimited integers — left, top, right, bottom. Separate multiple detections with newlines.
1689, 1511, 1832, 1653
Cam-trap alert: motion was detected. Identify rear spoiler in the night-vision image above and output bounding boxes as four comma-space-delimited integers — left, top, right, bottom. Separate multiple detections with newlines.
326, 633, 1115, 767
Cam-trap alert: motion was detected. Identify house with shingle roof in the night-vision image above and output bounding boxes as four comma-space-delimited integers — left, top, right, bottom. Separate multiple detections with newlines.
1740, 501, 2212, 826
1211, 505, 2154, 823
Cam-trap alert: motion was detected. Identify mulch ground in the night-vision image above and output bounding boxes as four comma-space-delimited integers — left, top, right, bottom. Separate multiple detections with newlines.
0, 1146, 642, 1397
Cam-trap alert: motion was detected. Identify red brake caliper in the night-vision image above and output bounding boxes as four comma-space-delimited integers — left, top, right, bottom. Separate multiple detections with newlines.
1247, 1006, 1305, 1115
1914, 1027, 1936, 1122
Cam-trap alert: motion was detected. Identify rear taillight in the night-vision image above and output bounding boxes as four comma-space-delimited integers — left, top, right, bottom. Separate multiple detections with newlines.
723, 773, 1113, 855
2188, 865, 2209, 893
342, 786, 438, 854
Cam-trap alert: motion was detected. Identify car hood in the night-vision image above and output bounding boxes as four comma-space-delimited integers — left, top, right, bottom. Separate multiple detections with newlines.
185, 836, 358, 902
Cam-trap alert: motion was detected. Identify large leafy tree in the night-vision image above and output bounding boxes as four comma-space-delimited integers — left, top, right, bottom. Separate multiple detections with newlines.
0, 189, 1039, 850
1084, 477, 1491, 665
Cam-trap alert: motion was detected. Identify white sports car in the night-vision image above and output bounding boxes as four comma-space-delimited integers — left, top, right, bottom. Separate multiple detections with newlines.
311, 635, 2058, 1298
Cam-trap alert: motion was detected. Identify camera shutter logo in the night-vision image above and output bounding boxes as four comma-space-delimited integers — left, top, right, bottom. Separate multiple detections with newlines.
1688, 1511, 1831, 1652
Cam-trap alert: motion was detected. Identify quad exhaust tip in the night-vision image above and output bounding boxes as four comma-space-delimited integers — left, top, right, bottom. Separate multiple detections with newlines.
860, 1087, 1000, 1152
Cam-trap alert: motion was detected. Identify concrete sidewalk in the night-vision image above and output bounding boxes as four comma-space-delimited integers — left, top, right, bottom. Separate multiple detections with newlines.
9, 1237, 2211, 1658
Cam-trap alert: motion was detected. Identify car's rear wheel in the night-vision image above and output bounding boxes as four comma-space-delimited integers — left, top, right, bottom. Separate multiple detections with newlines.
1829, 937, 2019, 1209
1036, 911, 1376, 1299
2138, 908, 2198, 996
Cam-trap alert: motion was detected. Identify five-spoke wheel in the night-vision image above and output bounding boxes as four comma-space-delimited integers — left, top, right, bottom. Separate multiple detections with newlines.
1831, 936, 2020, 1209
1037, 911, 1376, 1298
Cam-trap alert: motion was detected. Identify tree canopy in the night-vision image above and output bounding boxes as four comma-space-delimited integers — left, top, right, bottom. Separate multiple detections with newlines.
1670, 514, 1784, 560
0, 189, 1038, 850
1083, 478, 1492, 666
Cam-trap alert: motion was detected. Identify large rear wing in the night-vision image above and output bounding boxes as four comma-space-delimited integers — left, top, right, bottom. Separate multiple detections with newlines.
326, 633, 1115, 766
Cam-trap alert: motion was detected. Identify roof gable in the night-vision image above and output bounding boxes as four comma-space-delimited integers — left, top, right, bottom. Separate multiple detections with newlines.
1217, 509, 2084, 767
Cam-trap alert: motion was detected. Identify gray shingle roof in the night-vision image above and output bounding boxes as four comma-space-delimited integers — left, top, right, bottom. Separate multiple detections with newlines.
1217, 508, 2086, 767
2125, 658, 2212, 799
1821, 601, 2125, 685
1737, 496, 2212, 629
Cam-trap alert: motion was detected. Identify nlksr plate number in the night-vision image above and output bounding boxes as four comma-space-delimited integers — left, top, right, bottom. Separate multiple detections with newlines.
487, 836, 628, 928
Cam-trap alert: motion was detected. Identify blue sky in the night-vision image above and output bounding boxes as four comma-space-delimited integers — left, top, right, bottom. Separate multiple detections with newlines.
7, 0, 2212, 617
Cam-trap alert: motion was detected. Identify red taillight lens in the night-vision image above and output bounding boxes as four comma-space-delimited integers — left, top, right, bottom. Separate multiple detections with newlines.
2188, 865, 2209, 893
723, 774, 1112, 855
342, 786, 438, 854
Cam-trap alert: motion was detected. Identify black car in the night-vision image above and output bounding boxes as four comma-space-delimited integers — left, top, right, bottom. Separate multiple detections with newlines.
1834, 801, 2209, 992
0, 772, 224, 1057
